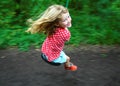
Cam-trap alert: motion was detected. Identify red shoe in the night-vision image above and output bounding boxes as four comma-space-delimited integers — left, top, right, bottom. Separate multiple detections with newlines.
65, 63, 77, 71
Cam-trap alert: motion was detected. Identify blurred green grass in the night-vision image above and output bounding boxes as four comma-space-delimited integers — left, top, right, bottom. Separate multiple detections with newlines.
0, 0, 120, 51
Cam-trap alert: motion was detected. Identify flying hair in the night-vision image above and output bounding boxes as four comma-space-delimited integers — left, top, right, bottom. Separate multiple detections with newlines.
26, 5, 68, 36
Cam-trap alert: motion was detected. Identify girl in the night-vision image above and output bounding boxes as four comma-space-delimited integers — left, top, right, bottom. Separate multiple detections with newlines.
27, 4, 77, 71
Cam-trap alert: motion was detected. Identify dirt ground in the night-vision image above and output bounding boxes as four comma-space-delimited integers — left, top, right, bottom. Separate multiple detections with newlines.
0, 45, 120, 86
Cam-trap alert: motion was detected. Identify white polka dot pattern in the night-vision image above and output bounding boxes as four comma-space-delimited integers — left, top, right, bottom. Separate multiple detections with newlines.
41, 28, 71, 62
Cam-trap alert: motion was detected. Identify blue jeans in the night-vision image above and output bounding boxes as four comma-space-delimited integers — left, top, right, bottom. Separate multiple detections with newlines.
42, 51, 67, 63
52, 51, 67, 63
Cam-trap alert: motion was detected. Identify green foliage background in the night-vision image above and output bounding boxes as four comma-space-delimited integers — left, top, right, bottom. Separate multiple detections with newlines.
0, 0, 120, 51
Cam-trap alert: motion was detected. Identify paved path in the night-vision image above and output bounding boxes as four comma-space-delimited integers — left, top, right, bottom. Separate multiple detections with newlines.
0, 46, 120, 86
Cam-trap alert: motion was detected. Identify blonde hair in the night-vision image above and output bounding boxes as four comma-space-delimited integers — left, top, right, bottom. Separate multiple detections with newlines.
26, 4, 68, 36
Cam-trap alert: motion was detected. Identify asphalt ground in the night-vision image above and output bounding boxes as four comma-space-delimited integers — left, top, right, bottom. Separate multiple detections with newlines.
0, 45, 120, 86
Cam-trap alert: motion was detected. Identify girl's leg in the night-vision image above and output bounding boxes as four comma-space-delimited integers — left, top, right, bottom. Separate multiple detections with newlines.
64, 55, 77, 71
64, 55, 71, 67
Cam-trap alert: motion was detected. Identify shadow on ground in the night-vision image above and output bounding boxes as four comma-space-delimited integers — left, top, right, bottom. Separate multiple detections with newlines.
0, 45, 120, 86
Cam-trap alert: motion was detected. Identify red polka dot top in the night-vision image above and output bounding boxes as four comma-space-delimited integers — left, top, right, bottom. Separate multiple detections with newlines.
41, 27, 71, 62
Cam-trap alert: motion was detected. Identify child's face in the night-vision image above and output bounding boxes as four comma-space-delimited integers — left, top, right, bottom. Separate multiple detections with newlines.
58, 13, 72, 28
